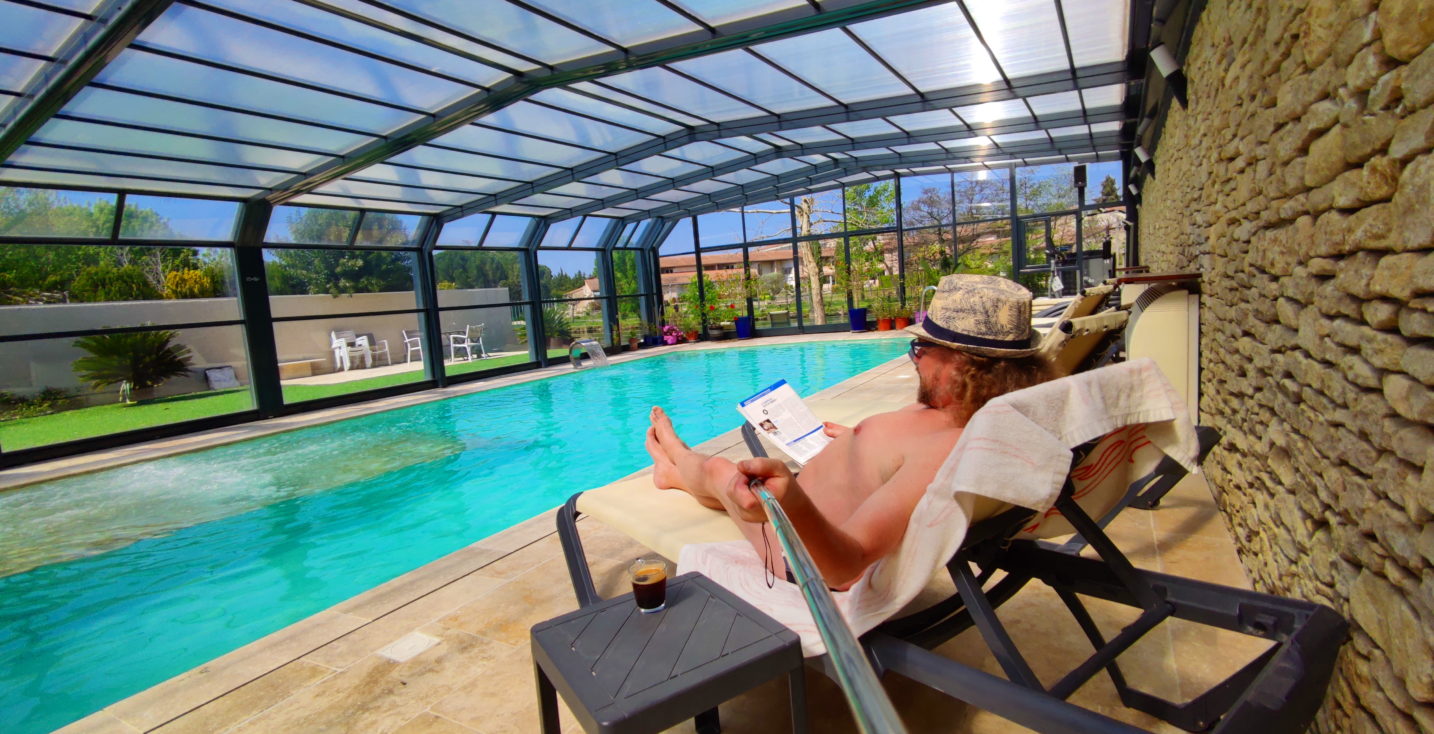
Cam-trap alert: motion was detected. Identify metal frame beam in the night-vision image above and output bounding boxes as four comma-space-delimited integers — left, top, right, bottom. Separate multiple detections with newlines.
0, 0, 175, 163
437, 62, 1126, 223
257, 0, 951, 205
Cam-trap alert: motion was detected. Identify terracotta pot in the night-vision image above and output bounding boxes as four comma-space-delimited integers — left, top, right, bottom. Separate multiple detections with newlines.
685, 330, 699, 342
629, 337, 640, 351
894, 316, 911, 329
877, 317, 893, 331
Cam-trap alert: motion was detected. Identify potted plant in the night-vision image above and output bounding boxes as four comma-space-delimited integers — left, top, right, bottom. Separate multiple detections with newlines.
72, 328, 193, 404
542, 304, 573, 348
894, 309, 912, 330
661, 324, 682, 345
677, 310, 701, 342
732, 274, 757, 339
642, 322, 664, 347
873, 294, 897, 331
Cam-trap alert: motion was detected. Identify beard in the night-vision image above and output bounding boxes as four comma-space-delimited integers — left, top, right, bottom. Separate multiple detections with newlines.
917, 374, 954, 408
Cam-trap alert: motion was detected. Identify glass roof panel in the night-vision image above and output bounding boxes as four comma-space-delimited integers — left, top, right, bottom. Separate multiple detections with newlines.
433, 125, 601, 167
885, 109, 963, 132
1081, 84, 1124, 109
513, 193, 595, 209
436, 212, 492, 247
665, 141, 746, 166
7, 145, 290, 187
0, 168, 261, 198
310, 0, 538, 72
550, 181, 630, 198
523, 0, 699, 48
392, 146, 563, 180
384, 0, 612, 66
957, 98, 1032, 127
264, 205, 358, 244
618, 199, 669, 211
98, 52, 414, 134
1025, 90, 1084, 118
479, 101, 653, 149
539, 217, 579, 247
590, 207, 638, 217
489, 204, 557, 216
671, 50, 832, 114
137, 5, 470, 111
890, 142, 943, 153
648, 189, 701, 202
717, 136, 774, 154
751, 158, 808, 175
584, 168, 665, 188
60, 87, 368, 154
768, 127, 843, 145
601, 67, 765, 122
531, 92, 678, 138
667, 0, 806, 27
568, 81, 708, 127
683, 179, 732, 194
354, 164, 511, 194
988, 130, 1048, 145
622, 156, 707, 178
1065, 0, 1129, 67
965, 0, 1070, 78
313, 179, 476, 206
570, 216, 610, 247
0, 53, 46, 92
714, 169, 768, 185
481, 214, 532, 247
204, 0, 510, 89
0, 2, 83, 56
825, 119, 902, 138
33, 118, 325, 171
35, 0, 105, 11
850, 4, 1001, 91
753, 30, 909, 103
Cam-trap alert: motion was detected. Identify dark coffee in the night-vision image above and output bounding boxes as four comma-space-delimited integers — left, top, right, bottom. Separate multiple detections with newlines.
631, 564, 667, 612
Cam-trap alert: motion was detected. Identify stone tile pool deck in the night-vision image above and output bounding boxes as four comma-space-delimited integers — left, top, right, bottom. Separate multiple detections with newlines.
16, 333, 1262, 733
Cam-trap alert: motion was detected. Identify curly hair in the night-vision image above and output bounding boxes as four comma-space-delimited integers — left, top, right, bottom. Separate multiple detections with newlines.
941, 351, 1053, 425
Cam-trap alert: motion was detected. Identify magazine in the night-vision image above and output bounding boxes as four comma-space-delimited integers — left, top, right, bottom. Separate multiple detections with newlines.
736, 379, 830, 465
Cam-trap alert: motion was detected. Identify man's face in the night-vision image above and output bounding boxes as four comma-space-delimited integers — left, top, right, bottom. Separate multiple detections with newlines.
913, 343, 959, 408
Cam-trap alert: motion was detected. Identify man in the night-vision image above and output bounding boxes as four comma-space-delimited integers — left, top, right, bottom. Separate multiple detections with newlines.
645, 274, 1050, 589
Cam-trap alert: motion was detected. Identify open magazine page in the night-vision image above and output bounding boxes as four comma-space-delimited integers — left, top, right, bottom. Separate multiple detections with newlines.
736, 379, 831, 465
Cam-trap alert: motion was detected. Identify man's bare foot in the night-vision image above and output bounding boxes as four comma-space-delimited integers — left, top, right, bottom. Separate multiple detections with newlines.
645, 427, 687, 491
649, 406, 689, 455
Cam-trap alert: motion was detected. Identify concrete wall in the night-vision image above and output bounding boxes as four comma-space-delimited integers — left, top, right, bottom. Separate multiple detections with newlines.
1137, 1, 1434, 731
1, 288, 515, 402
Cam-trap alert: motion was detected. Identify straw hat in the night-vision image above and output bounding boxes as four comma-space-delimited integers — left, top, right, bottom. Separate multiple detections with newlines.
905, 274, 1037, 358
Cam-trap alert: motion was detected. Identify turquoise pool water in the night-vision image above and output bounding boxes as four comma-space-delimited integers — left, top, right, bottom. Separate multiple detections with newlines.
0, 339, 906, 733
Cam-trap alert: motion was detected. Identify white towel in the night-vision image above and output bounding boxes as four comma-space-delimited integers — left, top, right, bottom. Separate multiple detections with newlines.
678, 358, 1200, 657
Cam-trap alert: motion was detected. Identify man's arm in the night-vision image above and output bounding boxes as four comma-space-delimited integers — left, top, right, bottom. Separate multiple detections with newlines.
730, 458, 930, 589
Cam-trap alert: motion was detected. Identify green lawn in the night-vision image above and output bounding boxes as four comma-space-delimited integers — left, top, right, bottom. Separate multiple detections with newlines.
0, 352, 552, 451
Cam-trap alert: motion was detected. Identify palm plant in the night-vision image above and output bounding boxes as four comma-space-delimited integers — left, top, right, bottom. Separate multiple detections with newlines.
72, 329, 193, 403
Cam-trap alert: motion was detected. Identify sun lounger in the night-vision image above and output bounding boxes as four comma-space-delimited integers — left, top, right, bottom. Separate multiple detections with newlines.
556, 360, 1346, 732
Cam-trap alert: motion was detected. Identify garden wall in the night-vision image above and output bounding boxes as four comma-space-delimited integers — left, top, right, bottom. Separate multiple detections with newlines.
1137, 0, 1434, 730
0, 288, 514, 402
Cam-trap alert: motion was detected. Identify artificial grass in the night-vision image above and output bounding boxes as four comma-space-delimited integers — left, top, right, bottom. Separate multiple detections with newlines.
0, 352, 554, 451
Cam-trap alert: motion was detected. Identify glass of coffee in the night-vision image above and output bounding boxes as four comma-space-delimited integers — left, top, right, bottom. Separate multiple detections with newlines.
628, 557, 668, 613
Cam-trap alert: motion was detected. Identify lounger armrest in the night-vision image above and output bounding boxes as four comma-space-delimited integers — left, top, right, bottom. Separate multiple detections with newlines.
556, 492, 603, 608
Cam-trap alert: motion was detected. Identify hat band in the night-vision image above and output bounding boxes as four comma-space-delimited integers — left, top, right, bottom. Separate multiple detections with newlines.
921, 315, 1032, 350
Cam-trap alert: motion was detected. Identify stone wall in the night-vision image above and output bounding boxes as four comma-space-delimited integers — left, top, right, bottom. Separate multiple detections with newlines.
1137, 1, 1434, 731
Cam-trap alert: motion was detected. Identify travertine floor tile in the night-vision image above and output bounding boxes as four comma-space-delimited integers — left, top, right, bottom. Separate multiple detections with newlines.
53, 711, 141, 734
337, 545, 507, 620
151, 661, 335, 734
440, 559, 579, 646
392, 711, 479, 734
227, 628, 498, 734
429, 642, 583, 734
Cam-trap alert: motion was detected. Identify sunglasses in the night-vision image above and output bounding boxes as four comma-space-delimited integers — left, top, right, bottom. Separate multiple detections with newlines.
908, 339, 942, 361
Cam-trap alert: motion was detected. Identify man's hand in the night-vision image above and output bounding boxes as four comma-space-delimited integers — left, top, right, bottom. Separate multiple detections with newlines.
729, 457, 798, 523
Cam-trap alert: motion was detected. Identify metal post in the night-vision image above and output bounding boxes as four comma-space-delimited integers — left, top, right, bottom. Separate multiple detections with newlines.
415, 216, 445, 387
232, 200, 282, 416
691, 217, 707, 338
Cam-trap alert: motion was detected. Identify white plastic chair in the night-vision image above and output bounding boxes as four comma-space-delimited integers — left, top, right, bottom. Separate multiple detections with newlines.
402, 329, 423, 363
330, 330, 370, 371
356, 333, 391, 367
449, 323, 488, 361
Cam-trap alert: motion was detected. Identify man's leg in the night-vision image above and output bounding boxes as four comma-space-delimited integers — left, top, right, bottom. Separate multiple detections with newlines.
646, 407, 783, 575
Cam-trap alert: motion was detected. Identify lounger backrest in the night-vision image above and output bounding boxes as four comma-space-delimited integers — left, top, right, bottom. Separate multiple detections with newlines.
1013, 421, 1168, 539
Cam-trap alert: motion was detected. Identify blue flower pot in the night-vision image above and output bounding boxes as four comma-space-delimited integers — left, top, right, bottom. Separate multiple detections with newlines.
848, 307, 868, 332
734, 316, 754, 339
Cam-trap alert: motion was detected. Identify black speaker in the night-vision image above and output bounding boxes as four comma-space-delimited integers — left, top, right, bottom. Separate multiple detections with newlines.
1073, 164, 1087, 188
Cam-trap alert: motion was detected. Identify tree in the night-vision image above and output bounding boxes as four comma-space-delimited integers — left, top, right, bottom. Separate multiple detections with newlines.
264, 210, 414, 295
1096, 175, 1121, 204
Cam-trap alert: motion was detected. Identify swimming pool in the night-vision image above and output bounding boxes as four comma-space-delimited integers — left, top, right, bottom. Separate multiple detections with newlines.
0, 339, 906, 733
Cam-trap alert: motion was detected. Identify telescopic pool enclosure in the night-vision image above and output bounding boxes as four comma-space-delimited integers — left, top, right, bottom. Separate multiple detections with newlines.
0, 0, 1196, 466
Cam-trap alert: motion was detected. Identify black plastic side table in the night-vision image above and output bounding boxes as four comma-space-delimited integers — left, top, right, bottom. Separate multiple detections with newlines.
531, 572, 807, 734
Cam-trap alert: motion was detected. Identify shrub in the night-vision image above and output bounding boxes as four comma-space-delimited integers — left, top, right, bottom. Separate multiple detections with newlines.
72, 329, 193, 400
71, 265, 161, 302
541, 304, 573, 342
163, 268, 221, 299
0, 387, 73, 420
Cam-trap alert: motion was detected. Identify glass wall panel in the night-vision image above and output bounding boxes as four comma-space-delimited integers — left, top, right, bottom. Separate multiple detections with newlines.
954, 169, 1010, 220
1016, 163, 1078, 214
792, 189, 843, 235
697, 210, 743, 248
956, 218, 1014, 276
482, 214, 532, 247
743, 200, 790, 242
536, 249, 599, 300
0, 244, 240, 335
539, 218, 579, 248
902, 225, 954, 306
611, 249, 643, 297
0, 187, 116, 237
275, 313, 425, 405
354, 212, 425, 247
900, 173, 952, 228
264, 248, 417, 317
264, 205, 359, 245
615, 295, 644, 348
0, 325, 255, 451
439, 305, 534, 378
747, 242, 796, 328
843, 181, 896, 232
658, 218, 694, 254
542, 297, 603, 351
1084, 161, 1124, 206
119, 196, 240, 241
433, 250, 525, 302
435, 212, 492, 246
570, 216, 609, 248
